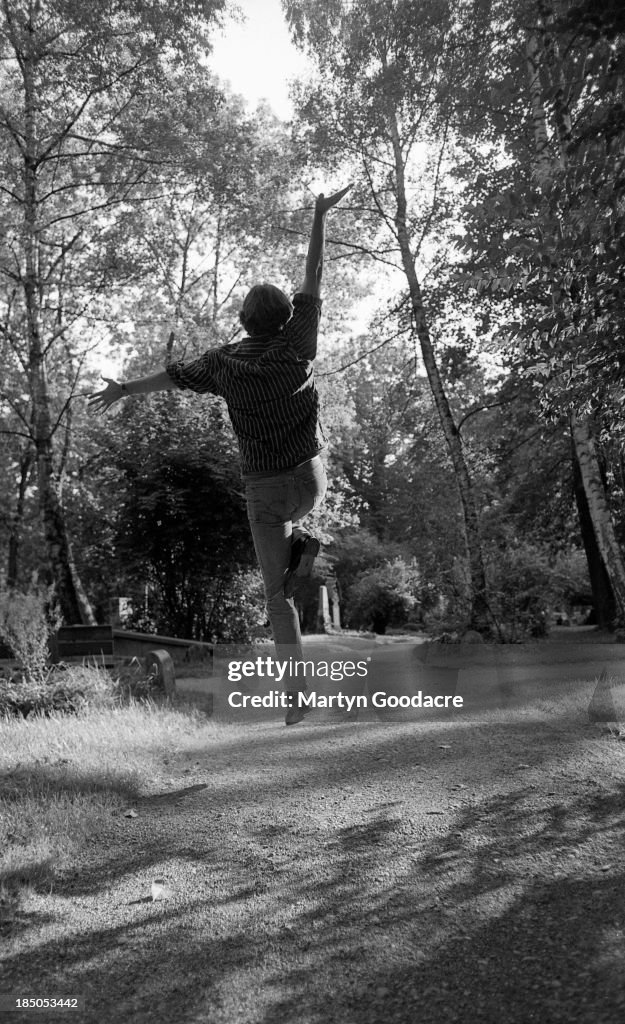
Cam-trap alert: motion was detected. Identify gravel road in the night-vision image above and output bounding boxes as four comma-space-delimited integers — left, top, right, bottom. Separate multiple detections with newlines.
2, 641, 625, 1023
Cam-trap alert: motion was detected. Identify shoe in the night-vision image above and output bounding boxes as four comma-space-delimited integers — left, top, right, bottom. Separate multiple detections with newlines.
284, 689, 312, 726
284, 535, 320, 598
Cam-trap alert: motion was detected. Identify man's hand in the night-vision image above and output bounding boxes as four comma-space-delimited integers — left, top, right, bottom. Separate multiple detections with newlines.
315, 184, 353, 215
300, 184, 353, 298
88, 376, 125, 414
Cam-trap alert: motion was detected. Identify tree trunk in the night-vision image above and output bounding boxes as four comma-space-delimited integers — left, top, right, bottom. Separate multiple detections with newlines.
571, 415, 625, 619
571, 440, 617, 628
7, 448, 33, 588
526, 33, 560, 178
386, 114, 491, 632
21, 18, 95, 625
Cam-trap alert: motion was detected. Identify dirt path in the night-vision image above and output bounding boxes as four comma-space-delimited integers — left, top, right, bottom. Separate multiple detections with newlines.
2, 642, 625, 1023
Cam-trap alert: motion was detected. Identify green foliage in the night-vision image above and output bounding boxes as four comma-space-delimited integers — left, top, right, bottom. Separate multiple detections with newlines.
205, 569, 267, 643
288, 0, 454, 138
109, 97, 301, 363
423, 541, 592, 642
0, 664, 119, 719
3, 0, 611, 644
0, 0, 233, 619
95, 394, 257, 640
107, 659, 163, 704
0, 584, 59, 685
324, 334, 470, 595
330, 528, 407, 591
345, 556, 422, 634
288, 0, 504, 632
485, 542, 552, 642
484, 540, 593, 642
472, 385, 580, 554
449, 0, 625, 424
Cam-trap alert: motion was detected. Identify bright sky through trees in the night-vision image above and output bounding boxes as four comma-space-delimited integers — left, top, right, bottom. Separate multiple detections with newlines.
209, 0, 308, 120
97, 1, 304, 380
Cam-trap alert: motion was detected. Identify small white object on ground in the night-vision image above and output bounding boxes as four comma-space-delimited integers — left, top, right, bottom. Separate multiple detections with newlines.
151, 879, 173, 901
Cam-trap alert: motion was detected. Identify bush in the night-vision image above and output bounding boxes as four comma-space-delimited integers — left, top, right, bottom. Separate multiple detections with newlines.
345, 557, 422, 634
331, 530, 412, 595
208, 569, 267, 642
123, 568, 267, 644
485, 542, 578, 642
0, 583, 59, 684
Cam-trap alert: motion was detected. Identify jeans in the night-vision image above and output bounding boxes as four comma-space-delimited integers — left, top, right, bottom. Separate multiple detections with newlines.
245, 456, 327, 670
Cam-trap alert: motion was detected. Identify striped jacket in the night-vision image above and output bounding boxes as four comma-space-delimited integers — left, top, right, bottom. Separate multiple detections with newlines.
165, 293, 327, 476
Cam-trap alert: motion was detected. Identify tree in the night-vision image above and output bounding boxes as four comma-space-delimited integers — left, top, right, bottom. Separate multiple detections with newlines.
448, 0, 625, 623
109, 94, 306, 367
322, 328, 468, 587
82, 393, 257, 640
0, 0, 228, 622
286, 0, 495, 632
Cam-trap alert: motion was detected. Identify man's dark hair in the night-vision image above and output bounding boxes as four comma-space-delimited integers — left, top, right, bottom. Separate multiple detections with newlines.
239, 284, 294, 337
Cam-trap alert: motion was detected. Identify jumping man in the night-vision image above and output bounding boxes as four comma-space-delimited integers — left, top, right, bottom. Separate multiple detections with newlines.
89, 184, 352, 725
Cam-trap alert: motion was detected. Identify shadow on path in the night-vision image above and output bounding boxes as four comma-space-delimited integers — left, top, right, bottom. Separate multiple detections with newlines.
2, 707, 624, 1023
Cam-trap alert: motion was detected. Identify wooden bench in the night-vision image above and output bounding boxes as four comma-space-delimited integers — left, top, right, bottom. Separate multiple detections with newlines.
52, 625, 213, 673
54, 625, 115, 664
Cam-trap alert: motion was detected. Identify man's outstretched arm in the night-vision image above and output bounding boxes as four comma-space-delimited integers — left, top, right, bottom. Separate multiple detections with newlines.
88, 370, 178, 414
300, 184, 352, 298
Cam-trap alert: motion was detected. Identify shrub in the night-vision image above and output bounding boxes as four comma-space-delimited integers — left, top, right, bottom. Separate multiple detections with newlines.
345, 557, 422, 634
122, 568, 267, 644
485, 542, 566, 642
207, 569, 267, 643
0, 583, 59, 685
331, 530, 412, 596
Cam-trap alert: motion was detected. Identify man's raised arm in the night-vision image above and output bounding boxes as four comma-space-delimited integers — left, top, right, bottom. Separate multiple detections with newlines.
300, 184, 353, 298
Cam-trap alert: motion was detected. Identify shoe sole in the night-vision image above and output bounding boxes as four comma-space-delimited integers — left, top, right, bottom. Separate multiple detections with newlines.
284, 538, 320, 598
295, 538, 320, 577
285, 706, 312, 725
284, 689, 312, 725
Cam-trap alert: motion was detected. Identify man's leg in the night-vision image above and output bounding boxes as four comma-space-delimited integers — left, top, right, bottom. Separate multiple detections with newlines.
248, 517, 313, 725
245, 477, 310, 724
246, 504, 302, 657
284, 458, 328, 598
245, 461, 327, 724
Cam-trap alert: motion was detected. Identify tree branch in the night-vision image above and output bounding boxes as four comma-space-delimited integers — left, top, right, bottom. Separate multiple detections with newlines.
456, 393, 521, 433
318, 326, 413, 377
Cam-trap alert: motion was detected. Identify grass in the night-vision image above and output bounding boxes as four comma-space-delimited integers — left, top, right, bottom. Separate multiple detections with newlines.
0, 659, 162, 717
0, 697, 224, 895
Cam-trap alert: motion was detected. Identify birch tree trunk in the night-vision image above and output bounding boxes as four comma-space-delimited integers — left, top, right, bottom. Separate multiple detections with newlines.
387, 113, 491, 632
20, 16, 95, 625
6, 449, 33, 589
571, 442, 617, 627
